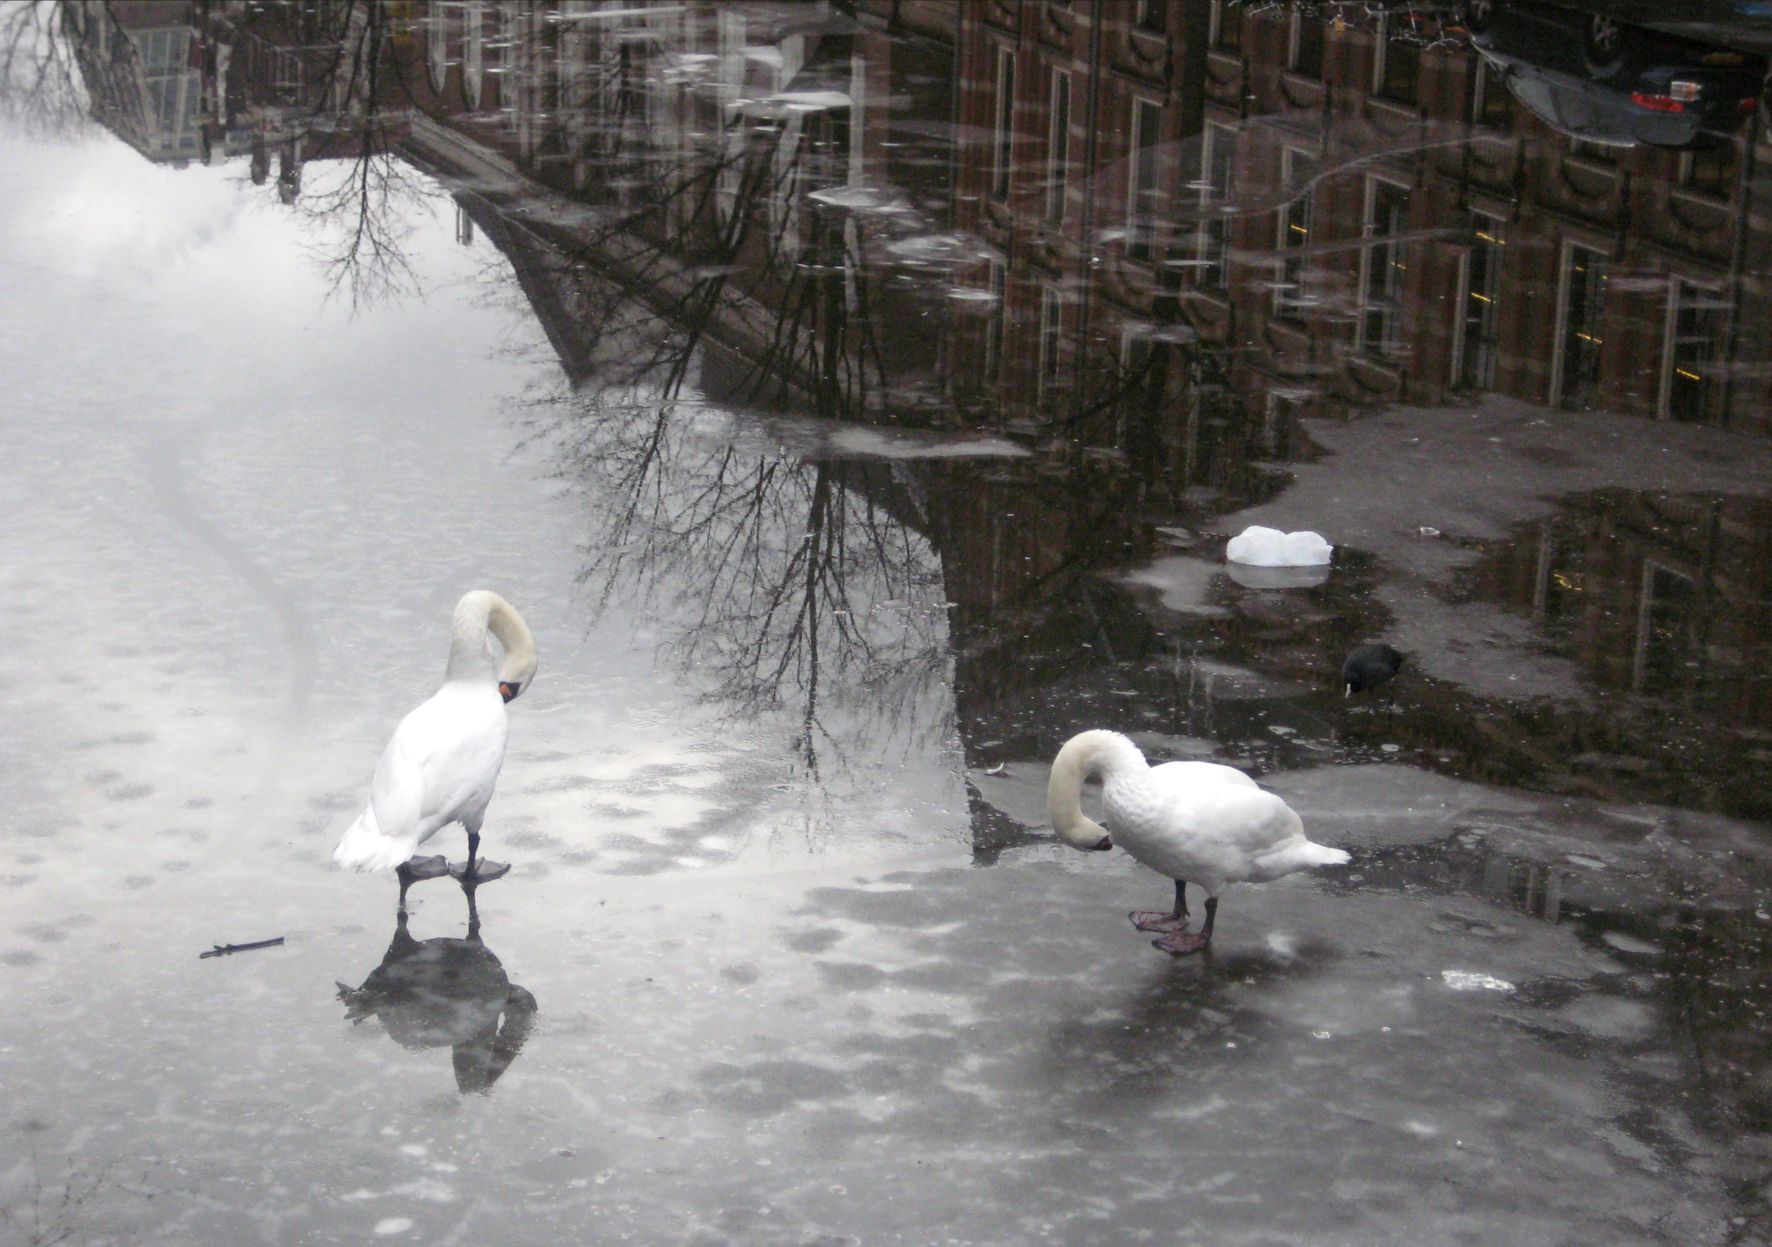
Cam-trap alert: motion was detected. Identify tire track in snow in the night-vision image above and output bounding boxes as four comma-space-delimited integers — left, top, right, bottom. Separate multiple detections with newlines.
138, 424, 318, 754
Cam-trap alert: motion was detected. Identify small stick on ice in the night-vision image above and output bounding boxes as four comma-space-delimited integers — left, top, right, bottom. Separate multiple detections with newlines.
198, 937, 286, 960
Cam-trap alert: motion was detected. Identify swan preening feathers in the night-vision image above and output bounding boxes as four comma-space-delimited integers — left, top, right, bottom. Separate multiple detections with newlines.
327, 598, 1336, 964
332, 591, 537, 894
1048, 730, 1349, 955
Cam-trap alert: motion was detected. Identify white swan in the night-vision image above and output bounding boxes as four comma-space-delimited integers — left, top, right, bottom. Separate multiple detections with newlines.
1047, 730, 1348, 955
333, 590, 538, 894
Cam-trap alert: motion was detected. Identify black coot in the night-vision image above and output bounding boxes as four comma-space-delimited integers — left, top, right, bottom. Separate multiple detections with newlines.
1342, 643, 1404, 697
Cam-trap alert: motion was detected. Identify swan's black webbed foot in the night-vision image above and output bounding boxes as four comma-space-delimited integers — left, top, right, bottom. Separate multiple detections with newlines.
449, 859, 511, 885
396, 855, 451, 906
400, 855, 450, 882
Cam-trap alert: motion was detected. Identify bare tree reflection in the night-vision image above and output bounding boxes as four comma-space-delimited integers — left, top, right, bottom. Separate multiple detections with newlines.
230, 0, 436, 306
0, 0, 86, 136
544, 380, 950, 783
422, 19, 963, 787
15, 0, 442, 306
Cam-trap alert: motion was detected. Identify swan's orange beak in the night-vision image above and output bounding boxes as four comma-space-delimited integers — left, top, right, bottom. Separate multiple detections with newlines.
499, 681, 520, 703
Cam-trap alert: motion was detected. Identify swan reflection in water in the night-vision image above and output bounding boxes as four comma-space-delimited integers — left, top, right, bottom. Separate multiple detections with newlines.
336, 886, 537, 1093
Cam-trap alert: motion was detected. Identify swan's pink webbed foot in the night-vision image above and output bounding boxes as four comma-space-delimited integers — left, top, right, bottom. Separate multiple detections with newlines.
1152, 930, 1211, 957
1129, 910, 1188, 933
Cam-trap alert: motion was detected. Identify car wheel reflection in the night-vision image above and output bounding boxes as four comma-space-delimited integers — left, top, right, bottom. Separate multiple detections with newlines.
1582, 14, 1625, 78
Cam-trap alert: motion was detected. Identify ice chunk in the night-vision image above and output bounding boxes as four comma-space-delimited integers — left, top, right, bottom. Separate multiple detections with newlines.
1224, 562, 1330, 589
1225, 525, 1333, 567
806, 185, 908, 213
1599, 931, 1659, 956
1441, 970, 1515, 993
883, 232, 1000, 267
1117, 555, 1231, 617
773, 91, 853, 112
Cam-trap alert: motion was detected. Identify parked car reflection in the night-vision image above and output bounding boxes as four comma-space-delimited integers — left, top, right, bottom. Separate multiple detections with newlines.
336, 888, 537, 1093
1464, 0, 1766, 147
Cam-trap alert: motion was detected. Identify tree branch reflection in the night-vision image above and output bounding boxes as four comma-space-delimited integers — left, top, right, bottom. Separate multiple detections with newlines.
544, 381, 949, 782
233, 0, 436, 306
0, 0, 86, 137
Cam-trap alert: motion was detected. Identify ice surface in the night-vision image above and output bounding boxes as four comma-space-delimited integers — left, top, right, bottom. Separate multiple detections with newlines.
804, 185, 910, 214
1220, 398, 1772, 701
824, 424, 1029, 461
882, 231, 1000, 267
0, 114, 1765, 1247
1116, 554, 1233, 616
766, 89, 853, 112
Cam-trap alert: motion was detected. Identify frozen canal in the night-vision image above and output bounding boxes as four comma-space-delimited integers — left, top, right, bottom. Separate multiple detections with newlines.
5, 2, 1772, 1244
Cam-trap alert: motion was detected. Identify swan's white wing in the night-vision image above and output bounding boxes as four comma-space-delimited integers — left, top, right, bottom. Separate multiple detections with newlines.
333, 710, 431, 871
1150, 759, 1258, 790
368, 727, 426, 846
1114, 775, 1312, 885
406, 686, 507, 825
1169, 783, 1303, 856
334, 683, 509, 872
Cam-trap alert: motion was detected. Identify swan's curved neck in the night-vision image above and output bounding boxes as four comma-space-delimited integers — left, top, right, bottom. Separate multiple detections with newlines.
1047, 730, 1147, 849
445, 590, 537, 686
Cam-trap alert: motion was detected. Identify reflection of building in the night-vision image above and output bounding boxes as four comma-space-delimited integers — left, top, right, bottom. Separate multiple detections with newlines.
377, 3, 1772, 438
946, 1, 1772, 455
79, 1, 1768, 817
1472, 490, 1772, 727
396, 0, 960, 413
69, 0, 407, 193
334, 1, 1772, 818
66, 1, 210, 163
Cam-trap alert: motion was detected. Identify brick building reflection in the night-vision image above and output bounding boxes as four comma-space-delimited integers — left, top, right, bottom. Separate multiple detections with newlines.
913, 0, 1772, 820
62, 1, 1772, 819
947, 0, 1770, 444
66, 0, 408, 198
1471, 489, 1772, 740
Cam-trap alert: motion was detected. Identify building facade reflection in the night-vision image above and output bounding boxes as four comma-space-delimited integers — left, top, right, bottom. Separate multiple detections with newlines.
49, 1, 1772, 818
948, 0, 1770, 443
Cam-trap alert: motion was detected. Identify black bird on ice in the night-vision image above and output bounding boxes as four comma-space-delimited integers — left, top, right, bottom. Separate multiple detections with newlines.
1342, 643, 1404, 698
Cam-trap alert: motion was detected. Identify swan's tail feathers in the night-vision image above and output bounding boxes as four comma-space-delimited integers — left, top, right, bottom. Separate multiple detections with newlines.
332, 808, 416, 873
1300, 842, 1351, 867
1259, 839, 1352, 876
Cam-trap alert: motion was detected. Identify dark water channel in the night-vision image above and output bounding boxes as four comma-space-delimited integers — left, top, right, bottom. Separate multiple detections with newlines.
5, 2, 1772, 1243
